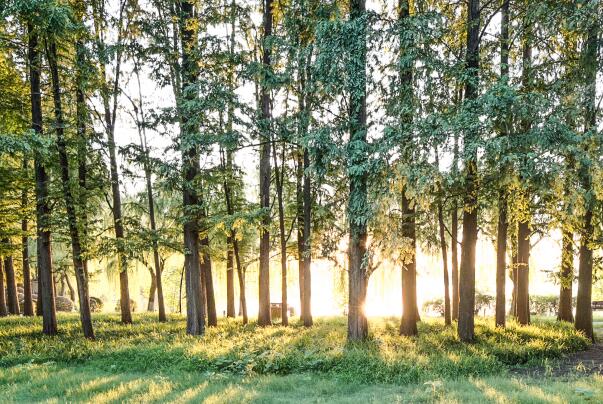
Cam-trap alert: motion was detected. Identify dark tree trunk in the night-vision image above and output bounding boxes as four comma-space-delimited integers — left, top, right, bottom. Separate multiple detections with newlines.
226, 236, 235, 318
398, 0, 418, 337
258, 0, 274, 327
451, 203, 459, 321
200, 234, 217, 326
495, 0, 510, 329
510, 246, 518, 317
458, 0, 480, 343
181, 0, 206, 336
296, 150, 305, 321
46, 40, 95, 338
0, 259, 6, 316
147, 270, 156, 311
495, 191, 507, 327
347, 0, 369, 342
437, 204, 451, 326
4, 250, 20, 315
21, 159, 34, 316
575, 21, 597, 342
558, 228, 574, 322
28, 23, 57, 335
516, 221, 530, 325
302, 149, 312, 326
272, 139, 288, 325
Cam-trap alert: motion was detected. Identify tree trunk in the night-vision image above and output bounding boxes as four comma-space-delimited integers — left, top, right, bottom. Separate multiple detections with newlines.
558, 228, 574, 322
400, 192, 418, 336
200, 234, 217, 326
451, 204, 459, 321
458, 0, 480, 343
347, 0, 369, 342
437, 204, 451, 326
302, 148, 312, 326
181, 0, 206, 336
516, 221, 530, 325
3, 249, 20, 315
46, 40, 95, 338
147, 270, 156, 311
510, 246, 518, 317
495, 0, 510, 329
296, 149, 306, 322
575, 20, 597, 342
258, 0, 274, 327
226, 236, 235, 318
21, 159, 34, 316
28, 23, 57, 335
272, 139, 288, 325
0, 259, 6, 316
495, 191, 507, 327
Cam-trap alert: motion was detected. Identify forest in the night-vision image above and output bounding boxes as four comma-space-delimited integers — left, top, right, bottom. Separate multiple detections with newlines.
0, 0, 602, 402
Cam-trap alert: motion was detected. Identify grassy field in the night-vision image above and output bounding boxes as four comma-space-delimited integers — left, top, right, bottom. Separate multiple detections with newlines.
0, 314, 599, 403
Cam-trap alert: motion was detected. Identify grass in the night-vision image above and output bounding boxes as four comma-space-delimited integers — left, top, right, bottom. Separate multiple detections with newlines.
0, 314, 597, 403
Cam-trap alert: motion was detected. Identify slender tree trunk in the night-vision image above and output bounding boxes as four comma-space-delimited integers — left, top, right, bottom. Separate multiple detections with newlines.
451, 204, 459, 321
181, 0, 206, 336
147, 270, 156, 311
495, 191, 507, 327
272, 140, 289, 325
302, 148, 312, 326
258, 0, 274, 327
558, 228, 574, 322
29, 23, 57, 335
226, 236, 235, 318
296, 149, 306, 321
437, 204, 451, 326
458, 0, 480, 343
21, 159, 34, 316
3, 252, 19, 315
575, 20, 598, 342
46, 40, 94, 338
200, 234, 217, 326
516, 221, 530, 325
0, 259, 6, 316
510, 246, 518, 317
347, 0, 369, 342
495, 0, 510, 329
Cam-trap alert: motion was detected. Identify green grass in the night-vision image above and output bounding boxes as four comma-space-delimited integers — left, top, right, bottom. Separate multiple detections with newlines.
0, 314, 596, 403
1, 363, 603, 403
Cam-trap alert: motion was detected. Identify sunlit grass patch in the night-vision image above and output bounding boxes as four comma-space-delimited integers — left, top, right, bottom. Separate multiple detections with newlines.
0, 313, 589, 384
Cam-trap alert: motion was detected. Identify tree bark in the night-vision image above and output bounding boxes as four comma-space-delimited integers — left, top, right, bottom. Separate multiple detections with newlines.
273, 144, 289, 325
29, 23, 57, 335
181, 0, 206, 336
0, 259, 6, 316
46, 40, 95, 338
516, 221, 530, 325
3, 247, 20, 315
451, 203, 459, 321
21, 159, 34, 316
147, 270, 156, 311
200, 234, 217, 326
302, 148, 312, 326
458, 0, 480, 343
258, 0, 274, 327
495, 191, 507, 327
226, 236, 235, 318
437, 203, 451, 326
558, 228, 574, 322
347, 0, 369, 342
575, 19, 598, 342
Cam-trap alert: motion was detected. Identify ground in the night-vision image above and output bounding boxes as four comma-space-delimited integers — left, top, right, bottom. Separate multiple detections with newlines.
0, 314, 602, 403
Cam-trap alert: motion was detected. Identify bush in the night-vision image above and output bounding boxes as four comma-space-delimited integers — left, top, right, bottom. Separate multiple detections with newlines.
530, 295, 558, 316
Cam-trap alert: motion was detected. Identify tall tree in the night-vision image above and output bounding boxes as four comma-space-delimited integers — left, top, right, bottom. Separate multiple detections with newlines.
398, 0, 419, 338
258, 0, 274, 327
0, 259, 6, 316
574, 10, 598, 342
3, 248, 19, 315
180, 0, 206, 336
495, 0, 510, 328
28, 21, 57, 335
458, 0, 480, 342
347, 0, 369, 341
46, 38, 95, 338
21, 158, 34, 316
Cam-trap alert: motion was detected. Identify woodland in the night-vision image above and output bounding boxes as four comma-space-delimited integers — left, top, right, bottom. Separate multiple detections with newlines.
0, 0, 603, 402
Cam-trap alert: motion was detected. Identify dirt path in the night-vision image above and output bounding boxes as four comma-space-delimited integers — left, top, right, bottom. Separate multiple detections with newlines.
514, 344, 603, 377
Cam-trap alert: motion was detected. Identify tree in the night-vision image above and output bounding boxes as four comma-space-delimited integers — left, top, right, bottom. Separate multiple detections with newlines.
458, 0, 480, 343
257, 0, 274, 327
46, 34, 95, 338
